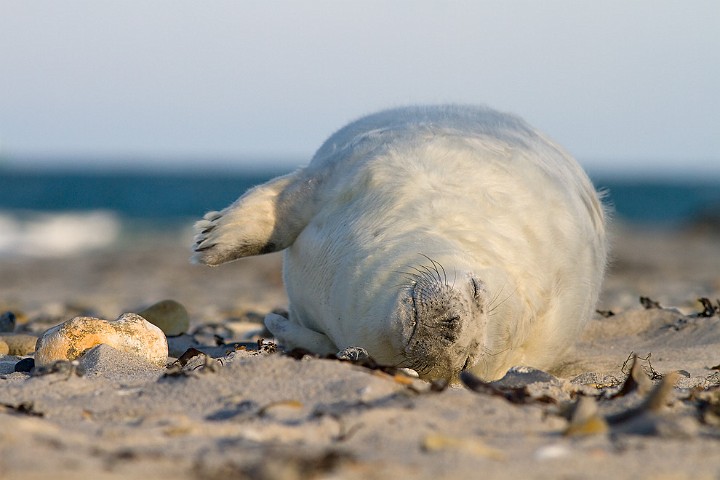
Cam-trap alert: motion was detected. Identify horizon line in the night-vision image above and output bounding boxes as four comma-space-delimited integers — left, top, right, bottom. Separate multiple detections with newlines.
2, 154, 720, 181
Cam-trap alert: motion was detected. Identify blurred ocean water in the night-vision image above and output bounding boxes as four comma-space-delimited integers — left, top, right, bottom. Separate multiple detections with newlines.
0, 169, 278, 221
0, 168, 718, 257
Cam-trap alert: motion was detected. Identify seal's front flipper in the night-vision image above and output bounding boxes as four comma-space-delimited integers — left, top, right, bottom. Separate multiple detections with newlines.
192, 170, 315, 266
264, 313, 337, 355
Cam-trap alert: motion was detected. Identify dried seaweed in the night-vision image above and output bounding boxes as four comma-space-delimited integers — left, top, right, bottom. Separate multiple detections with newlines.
163, 348, 221, 378
460, 370, 556, 405
692, 387, 720, 427
283, 346, 409, 379
613, 354, 653, 398
566, 372, 690, 437
640, 296, 662, 309
175, 348, 206, 367
564, 396, 608, 436
193, 449, 353, 480
0, 401, 43, 417
257, 339, 278, 354
621, 352, 663, 381
695, 297, 720, 318
605, 372, 680, 426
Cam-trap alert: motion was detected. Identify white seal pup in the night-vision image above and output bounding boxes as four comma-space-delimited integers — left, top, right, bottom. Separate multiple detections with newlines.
192, 105, 607, 381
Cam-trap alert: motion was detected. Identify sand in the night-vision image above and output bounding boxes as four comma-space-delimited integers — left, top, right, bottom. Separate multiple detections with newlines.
1, 224, 719, 479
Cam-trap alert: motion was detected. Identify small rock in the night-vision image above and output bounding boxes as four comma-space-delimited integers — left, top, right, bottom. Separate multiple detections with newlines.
14, 357, 34, 373
0, 340, 8, 356
35, 313, 168, 368
0, 311, 16, 332
0, 334, 38, 356
137, 299, 190, 336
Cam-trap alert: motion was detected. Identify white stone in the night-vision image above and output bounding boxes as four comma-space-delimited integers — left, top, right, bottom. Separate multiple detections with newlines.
35, 313, 168, 368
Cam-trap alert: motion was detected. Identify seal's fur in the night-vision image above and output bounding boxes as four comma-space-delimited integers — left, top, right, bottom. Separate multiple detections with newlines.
193, 105, 607, 381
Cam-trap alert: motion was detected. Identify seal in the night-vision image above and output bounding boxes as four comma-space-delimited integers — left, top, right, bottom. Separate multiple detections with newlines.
192, 105, 607, 381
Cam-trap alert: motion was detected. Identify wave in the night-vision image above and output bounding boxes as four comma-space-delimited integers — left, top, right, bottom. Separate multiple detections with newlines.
0, 210, 121, 258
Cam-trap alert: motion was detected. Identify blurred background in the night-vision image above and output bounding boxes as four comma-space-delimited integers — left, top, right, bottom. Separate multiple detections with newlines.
1, 0, 719, 258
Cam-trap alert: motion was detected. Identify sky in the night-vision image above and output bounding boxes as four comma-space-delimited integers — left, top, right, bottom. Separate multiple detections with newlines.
0, 0, 718, 176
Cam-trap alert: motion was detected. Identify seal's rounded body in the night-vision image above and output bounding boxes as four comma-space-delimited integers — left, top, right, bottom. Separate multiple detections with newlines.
193, 105, 607, 381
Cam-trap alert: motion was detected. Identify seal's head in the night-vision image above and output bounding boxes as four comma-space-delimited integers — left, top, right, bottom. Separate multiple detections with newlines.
392, 262, 488, 381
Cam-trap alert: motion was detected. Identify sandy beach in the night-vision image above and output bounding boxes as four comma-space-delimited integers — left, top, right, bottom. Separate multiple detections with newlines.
1, 223, 719, 479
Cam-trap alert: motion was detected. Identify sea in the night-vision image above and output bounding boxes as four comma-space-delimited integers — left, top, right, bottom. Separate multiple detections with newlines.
1, 166, 719, 257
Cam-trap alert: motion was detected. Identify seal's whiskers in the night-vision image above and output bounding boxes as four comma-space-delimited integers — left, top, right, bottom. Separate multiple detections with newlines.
487, 283, 518, 317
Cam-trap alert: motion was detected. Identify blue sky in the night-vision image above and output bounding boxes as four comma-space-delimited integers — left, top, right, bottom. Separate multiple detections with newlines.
0, 1, 718, 175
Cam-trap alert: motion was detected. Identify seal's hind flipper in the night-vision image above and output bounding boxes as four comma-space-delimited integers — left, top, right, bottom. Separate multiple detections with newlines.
264, 312, 337, 355
192, 170, 315, 266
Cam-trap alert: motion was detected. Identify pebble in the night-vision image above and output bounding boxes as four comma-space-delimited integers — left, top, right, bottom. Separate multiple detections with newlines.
14, 357, 34, 373
137, 299, 190, 336
534, 444, 572, 461
0, 334, 38, 356
0, 358, 19, 375
0, 311, 16, 332
34, 313, 168, 368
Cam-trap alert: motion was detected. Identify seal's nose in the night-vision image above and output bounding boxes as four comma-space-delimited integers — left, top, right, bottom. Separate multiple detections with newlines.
424, 315, 463, 349
411, 281, 464, 344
